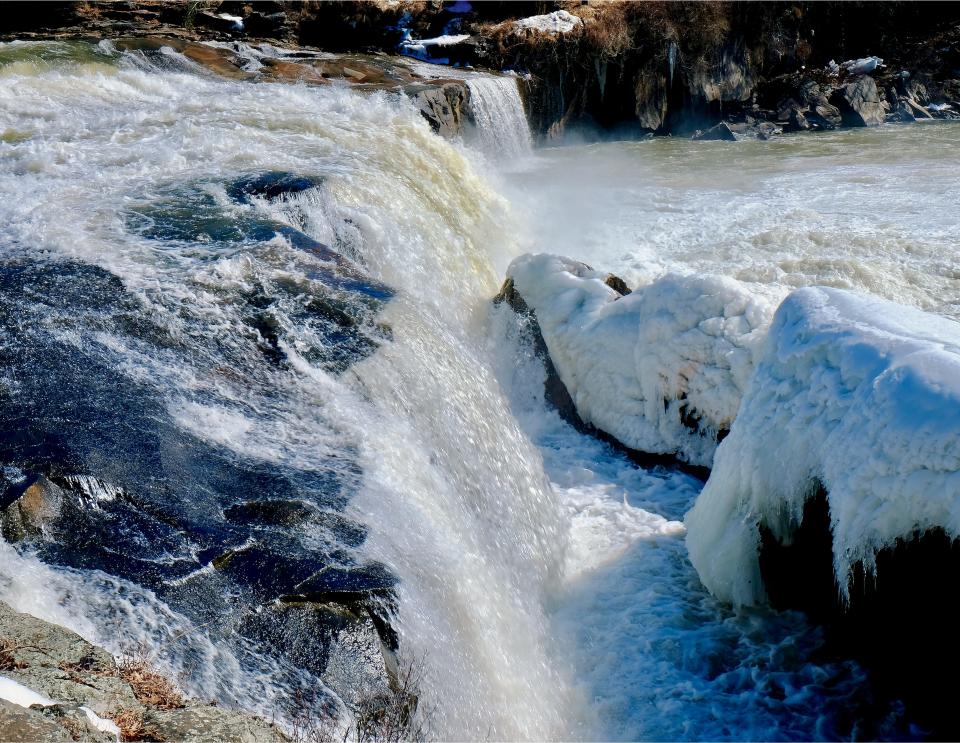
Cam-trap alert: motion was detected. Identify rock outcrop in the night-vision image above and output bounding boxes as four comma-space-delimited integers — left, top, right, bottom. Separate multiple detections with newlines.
0, 601, 288, 742
4, 2, 960, 141
831, 75, 885, 126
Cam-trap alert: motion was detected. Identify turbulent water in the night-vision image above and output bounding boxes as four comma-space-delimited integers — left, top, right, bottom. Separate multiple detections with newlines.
0, 38, 957, 741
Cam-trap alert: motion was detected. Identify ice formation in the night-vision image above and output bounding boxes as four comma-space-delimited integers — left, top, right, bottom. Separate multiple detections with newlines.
506, 254, 774, 467
686, 287, 960, 605
399, 34, 470, 62
842, 56, 885, 75
514, 10, 582, 35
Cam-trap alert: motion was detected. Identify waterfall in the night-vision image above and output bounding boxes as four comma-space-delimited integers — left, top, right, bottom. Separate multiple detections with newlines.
0, 40, 572, 741
465, 76, 533, 159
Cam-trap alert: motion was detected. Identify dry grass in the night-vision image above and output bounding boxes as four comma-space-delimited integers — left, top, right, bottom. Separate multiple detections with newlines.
115, 653, 184, 711
0, 638, 27, 671
109, 708, 164, 743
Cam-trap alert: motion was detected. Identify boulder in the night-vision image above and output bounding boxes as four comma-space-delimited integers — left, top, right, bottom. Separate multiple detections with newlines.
405, 81, 470, 138
692, 121, 737, 141
789, 106, 811, 130
887, 102, 916, 123
830, 75, 884, 126
808, 101, 843, 129
905, 98, 933, 119
0, 601, 288, 742
755, 121, 783, 140
1, 474, 62, 542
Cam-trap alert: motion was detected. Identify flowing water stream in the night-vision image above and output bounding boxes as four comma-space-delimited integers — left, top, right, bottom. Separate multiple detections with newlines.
0, 39, 958, 741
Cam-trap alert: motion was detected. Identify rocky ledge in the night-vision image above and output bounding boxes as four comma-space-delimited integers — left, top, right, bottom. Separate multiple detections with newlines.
0, 601, 287, 742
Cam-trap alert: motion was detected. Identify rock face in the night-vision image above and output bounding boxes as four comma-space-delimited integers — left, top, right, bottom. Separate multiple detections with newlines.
0, 601, 288, 742
692, 121, 737, 141
831, 75, 885, 126
405, 81, 471, 138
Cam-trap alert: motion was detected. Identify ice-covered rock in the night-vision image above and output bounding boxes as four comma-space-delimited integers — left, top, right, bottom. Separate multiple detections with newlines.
842, 56, 884, 75
513, 10, 582, 35
399, 34, 471, 63
686, 287, 960, 606
505, 254, 774, 468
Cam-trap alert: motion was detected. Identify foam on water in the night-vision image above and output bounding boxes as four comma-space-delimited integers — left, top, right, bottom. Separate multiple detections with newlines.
503, 129, 960, 319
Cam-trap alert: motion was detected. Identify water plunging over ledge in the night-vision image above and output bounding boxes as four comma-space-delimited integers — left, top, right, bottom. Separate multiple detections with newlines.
1, 39, 959, 741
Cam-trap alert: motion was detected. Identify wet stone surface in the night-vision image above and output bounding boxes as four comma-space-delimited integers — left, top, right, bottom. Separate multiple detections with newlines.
0, 172, 401, 712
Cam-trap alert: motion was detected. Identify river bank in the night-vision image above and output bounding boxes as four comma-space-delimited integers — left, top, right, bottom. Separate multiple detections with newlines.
3, 0, 959, 142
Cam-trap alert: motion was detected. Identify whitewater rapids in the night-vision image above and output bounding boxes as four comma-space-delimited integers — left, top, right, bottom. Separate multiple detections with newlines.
1, 38, 958, 742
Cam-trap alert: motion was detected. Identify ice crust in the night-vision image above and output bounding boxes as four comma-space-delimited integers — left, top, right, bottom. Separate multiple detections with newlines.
685, 286, 960, 605
507, 254, 773, 467
508, 255, 960, 608
514, 10, 582, 34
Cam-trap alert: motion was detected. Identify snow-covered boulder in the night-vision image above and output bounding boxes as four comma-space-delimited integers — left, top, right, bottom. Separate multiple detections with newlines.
513, 10, 582, 35
686, 287, 960, 606
505, 254, 773, 468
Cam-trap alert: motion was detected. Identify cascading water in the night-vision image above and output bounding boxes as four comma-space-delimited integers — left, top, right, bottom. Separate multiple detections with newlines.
465, 76, 533, 159
0, 39, 573, 740
2, 36, 954, 743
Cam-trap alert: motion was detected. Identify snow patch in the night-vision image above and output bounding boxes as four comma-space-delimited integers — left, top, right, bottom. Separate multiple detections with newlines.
842, 56, 884, 75
506, 254, 774, 467
685, 287, 960, 606
81, 706, 122, 741
0, 675, 55, 708
514, 10, 582, 35
399, 34, 470, 63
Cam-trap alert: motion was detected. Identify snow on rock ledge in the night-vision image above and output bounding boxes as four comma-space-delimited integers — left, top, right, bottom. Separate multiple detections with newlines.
685, 286, 960, 606
513, 10, 582, 35
505, 254, 773, 468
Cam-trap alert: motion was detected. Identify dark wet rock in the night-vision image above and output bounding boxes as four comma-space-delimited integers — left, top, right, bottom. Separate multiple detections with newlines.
241, 11, 289, 39
289, 562, 396, 604
692, 121, 737, 141
194, 11, 243, 36
237, 600, 397, 713
809, 101, 843, 129
789, 107, 810, 130
0, 249, 394, 712
0, 601, 288, 742
0, 473, 62, 542
904, 97, 933, 119
226, 171, 324, 203
754, 121, 783, 140
758, 486, 960, 740
887, 102, 916, 123
494, 278, 584, 430
831, 75, 884, 127
224, 499, 316, 527
211, 543, 335, 602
